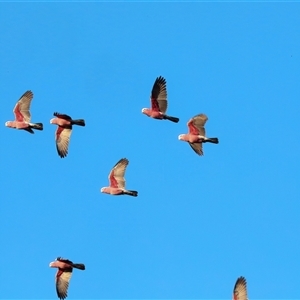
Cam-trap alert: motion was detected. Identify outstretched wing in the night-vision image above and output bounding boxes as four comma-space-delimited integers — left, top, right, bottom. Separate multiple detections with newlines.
54, 112, 72, 121
233, 277, 248, 300
55, 127, 72, 158
13, 90, 33, 122
56, 269, 72, 300
108, 158, 129, 188
187, 113, 208, 136
150, 76, 167, 113
189, 142, 204, 156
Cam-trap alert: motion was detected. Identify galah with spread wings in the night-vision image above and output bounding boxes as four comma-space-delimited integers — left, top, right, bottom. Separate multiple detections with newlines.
49, 257, 85, 300
233, 276, 248, 300
101, 158, 138, 197
178, 113, 218, 156
50, 112, 85, 158
5, 90, 43, 133
142, 76, 179, 123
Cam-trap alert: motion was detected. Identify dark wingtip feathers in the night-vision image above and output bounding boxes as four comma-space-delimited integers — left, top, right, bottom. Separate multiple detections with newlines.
234, 276, 247, 291
152, 76, 167, 98
156, 76, 166, 86
235, 276, 247, 285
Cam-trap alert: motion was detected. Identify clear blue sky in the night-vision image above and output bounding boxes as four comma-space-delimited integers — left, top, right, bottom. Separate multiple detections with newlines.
1, 2, 300, 299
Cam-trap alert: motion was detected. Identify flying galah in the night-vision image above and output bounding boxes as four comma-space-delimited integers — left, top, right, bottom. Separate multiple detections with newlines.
233, 276, 248, 300
5, 90, 43, 133
49, 257, 85, 300
101, 158, 138, 197
178, 113, 219, 156
50, 112, 85, 158
141, 76, 179, 123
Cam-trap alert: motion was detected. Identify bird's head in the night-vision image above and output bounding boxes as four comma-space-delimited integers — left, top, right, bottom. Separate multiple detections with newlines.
178, 134, 184, 141
141, 108, 148, 115
49, 261, 56, 268
100, 187, 105, 193
49, 257, 63, 268
50, 118, 55, 124
5, 121, 12, 128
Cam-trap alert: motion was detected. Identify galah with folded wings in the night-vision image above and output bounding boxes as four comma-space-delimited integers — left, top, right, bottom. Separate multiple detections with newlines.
142, 76, 179, 123
178, 113, 219, 156
50, 112, 85, 158
233, 276, 248, 300
101, 158, 138, 197
49, 257, 85, 300
5, 90, 43, 133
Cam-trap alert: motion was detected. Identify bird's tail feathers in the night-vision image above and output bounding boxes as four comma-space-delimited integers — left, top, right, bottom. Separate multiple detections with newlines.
30, 123, 43, 130
24, 127, 34, 134
206, 137, 219, 144
125, 190, 138, 197
163, 115, 179, 123
72, 263, 85, 270
71, 119, 85, 126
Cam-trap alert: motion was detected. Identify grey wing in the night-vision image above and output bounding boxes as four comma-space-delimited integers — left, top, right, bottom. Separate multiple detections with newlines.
111, 158, 129, 188
13, 90, 33, 122
56, 271, 72, 300
233, 277, 248, 300
192, 113, 208, 136
152, 76, 168, 113
56, 128, 72, 158
189, 142, 204, 156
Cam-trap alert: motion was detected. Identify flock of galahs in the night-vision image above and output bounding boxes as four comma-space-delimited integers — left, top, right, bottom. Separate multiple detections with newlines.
49, 256, 248, 300
5, 77, 248, 299
5, 76, 219, 159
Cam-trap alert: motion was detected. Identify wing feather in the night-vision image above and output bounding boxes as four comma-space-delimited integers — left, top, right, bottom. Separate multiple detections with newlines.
56, 269, 72, 300
56, 127, 72, 158
189, 142, 204, 156
188, 113, 208, 136
54, 112, 72, 121
13, 90, 33, 122
108, 158, 129, 188
233, 276, 248, 300
151, 76, 167, 113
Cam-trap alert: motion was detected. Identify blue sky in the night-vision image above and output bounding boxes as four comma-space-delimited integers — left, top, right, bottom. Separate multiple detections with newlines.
1, 2, 300, 299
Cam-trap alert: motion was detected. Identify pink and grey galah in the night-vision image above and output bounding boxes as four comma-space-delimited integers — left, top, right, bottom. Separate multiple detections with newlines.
49, 257, 85, 300
50, 112, 85, 158
233, 276, 248, 300
142, 76, 179, 123
5, 90, 43, 133
101, 158, 138, 197
178, 113, 219, 156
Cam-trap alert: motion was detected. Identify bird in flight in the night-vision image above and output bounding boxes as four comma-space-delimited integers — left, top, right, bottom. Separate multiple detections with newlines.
49, 257, 85, 300
5, 90, 43, 133
101, 158, 138, 197
142, 76, 179, 123
50, 112, 85, 158
178, 113, 218, 155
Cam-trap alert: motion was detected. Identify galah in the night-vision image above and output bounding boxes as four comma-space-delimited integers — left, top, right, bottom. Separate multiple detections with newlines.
5, 90, 43, 133
49, 257, 85, 300
178, 113, 219, 156
101, 158, 138, 197
233, 276, 248, 300
50, 112, 85, 158
141, 76, 179, 123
